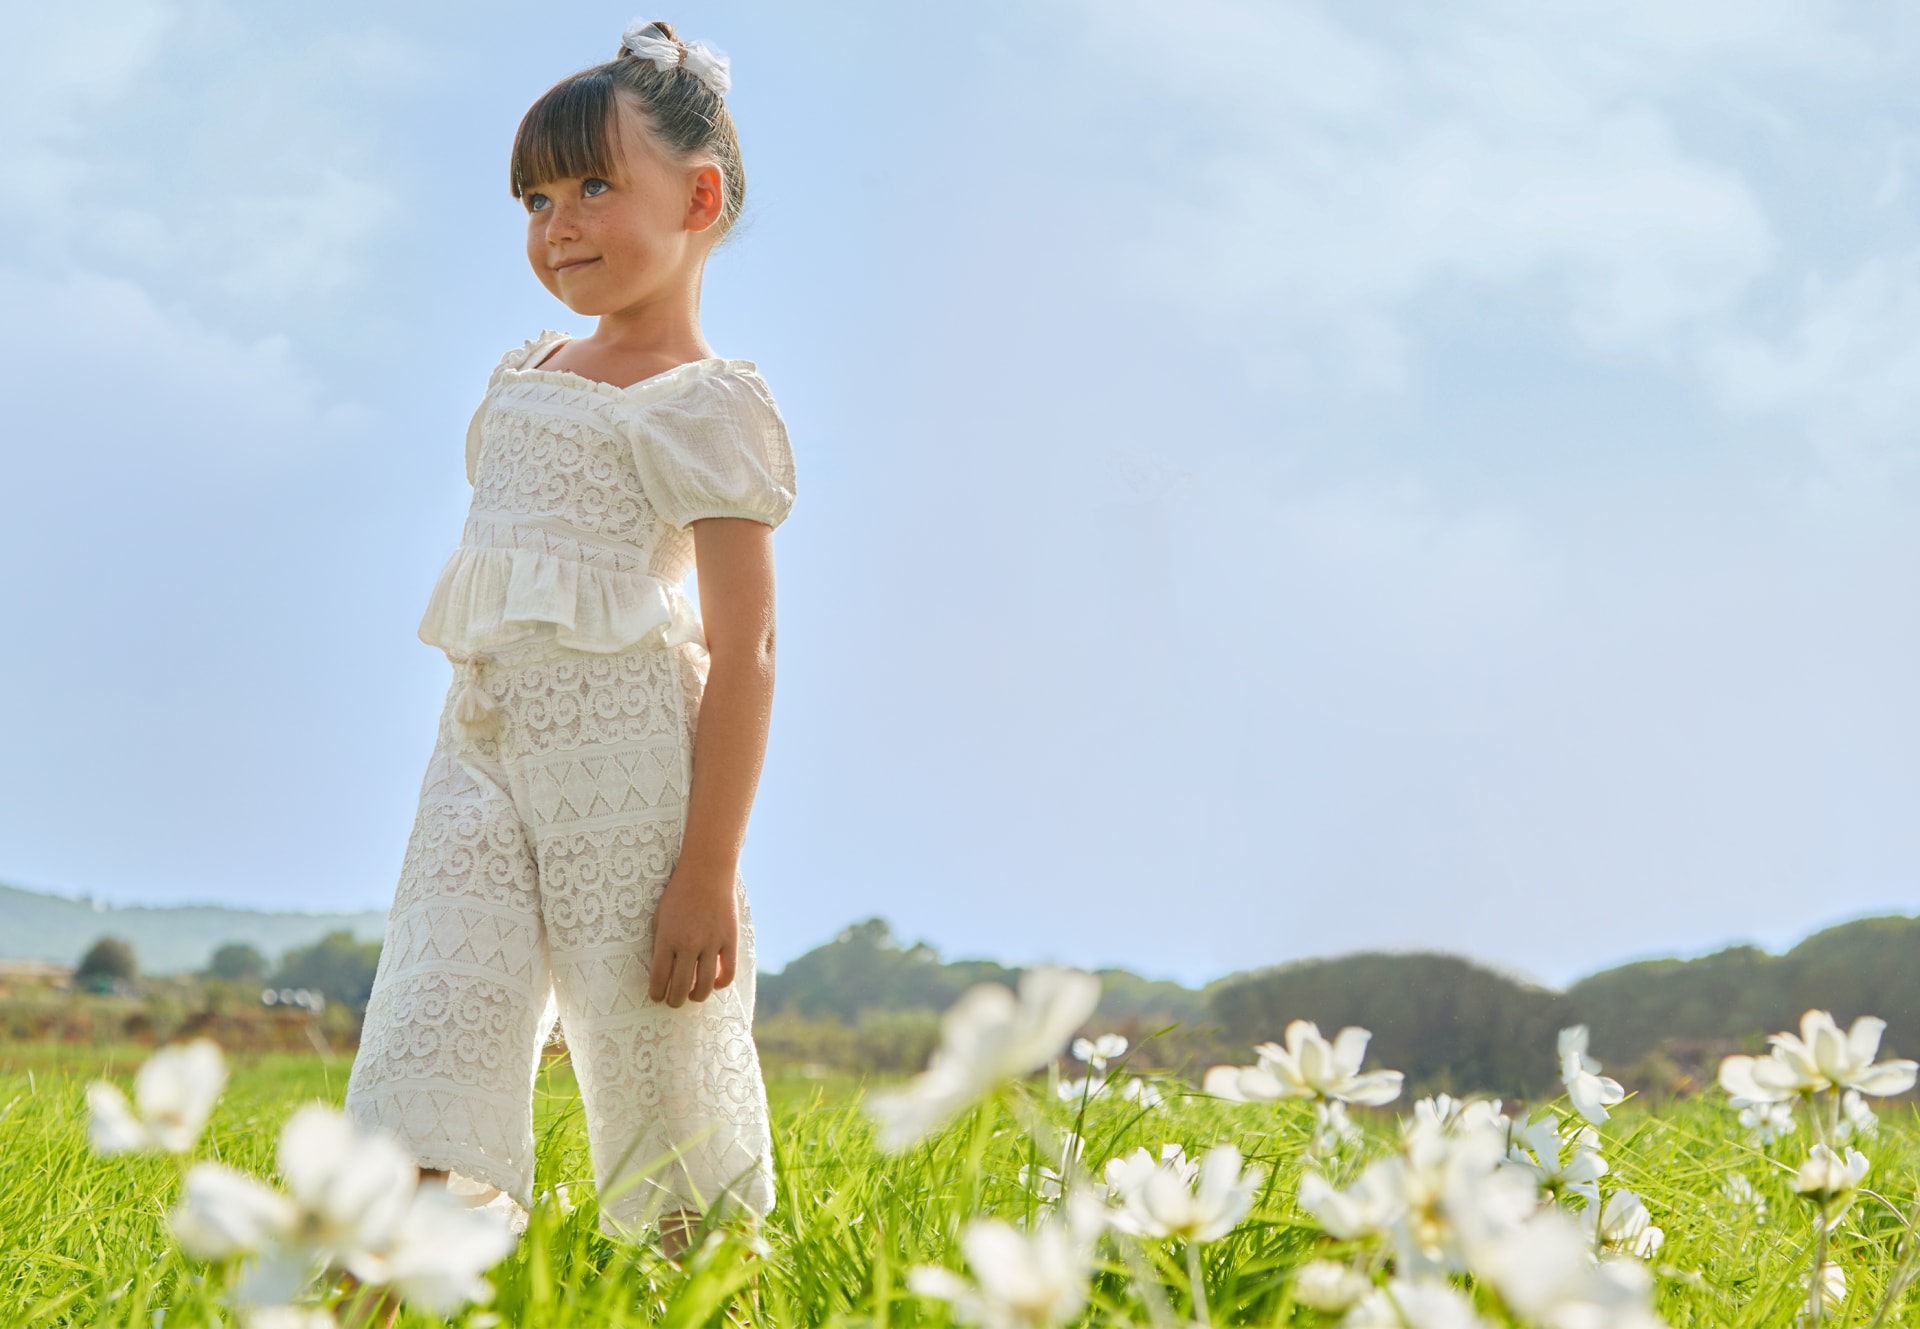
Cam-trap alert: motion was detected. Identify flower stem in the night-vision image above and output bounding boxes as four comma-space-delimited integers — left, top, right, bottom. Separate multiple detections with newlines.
1185, 1240, 1210, 1327
1115, 1237, 1179, 1329
1809, 1201, 1830, 1329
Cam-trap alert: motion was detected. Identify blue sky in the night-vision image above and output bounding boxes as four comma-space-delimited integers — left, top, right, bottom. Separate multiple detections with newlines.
5, 0, 1919, 988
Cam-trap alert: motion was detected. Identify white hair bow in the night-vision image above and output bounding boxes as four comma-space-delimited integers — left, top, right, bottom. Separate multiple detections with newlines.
620, 20, 731, 97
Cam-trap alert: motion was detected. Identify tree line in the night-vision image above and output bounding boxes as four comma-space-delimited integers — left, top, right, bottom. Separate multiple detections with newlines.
758, 914, 1920, 1096
73, 930, 383, 1012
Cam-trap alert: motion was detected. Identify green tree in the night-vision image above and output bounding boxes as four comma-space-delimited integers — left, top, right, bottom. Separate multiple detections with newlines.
272, 930, 382, 1011
76, 935, 137, 995
206, 941, 268, 983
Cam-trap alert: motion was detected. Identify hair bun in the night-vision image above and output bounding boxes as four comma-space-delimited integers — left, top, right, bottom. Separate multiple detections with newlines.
617, 18, 730, 97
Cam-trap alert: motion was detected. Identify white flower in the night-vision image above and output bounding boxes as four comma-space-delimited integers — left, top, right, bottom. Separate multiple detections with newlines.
244, 1310, 337, 1329
1203, 1021, 1403, 1107
866, 968, 1101, 1153
1018, 1133, 1085, 1203
1313, 1100, 1363, 1155
1071, 1033, 1128, 1069
345, 1182, 518, 1315
907, 1192, 1103, 1328
172, 1104, 511, 1313
1836, 1088, 1879, 1141
1408, 1096, 1513, 1148
1055, 1075, 1108, 1103
1558, 1027, 1627, 1125
86, 1038, 227, 1155
1722, 1172, 1767, 1220
1292, 1259, 1371, 1313
1120, 1078, 1164, 1110
1341, 1277, 1491, 1329
1298, 1167, 1400, 1243
1473, 1205, 1665, 1329
1589, 1189, 1664, 1259
1303, 1121, 1534, 1280
1411, 1095, 1466, 1134
1810, 1261, 1847, 1313
1737, 1100, 1796, 1145
1792, 1144, 1869, 1202
171, 1163, 298, 1260
1506, 1112, 1607, 1206
1104, 1143, 1194, 1205
1388, 1125, 1538, 1278
276, 1105, 421, 1272
1107, 1144, 1262, 1243
1720, 1010, 1919, 1103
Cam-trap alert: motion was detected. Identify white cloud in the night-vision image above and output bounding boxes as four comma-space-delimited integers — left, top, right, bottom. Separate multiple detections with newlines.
0, 1, 407, 315
0, 266, 368, 465
1702, 250, 1920, 436
1067, 0, 1787, 382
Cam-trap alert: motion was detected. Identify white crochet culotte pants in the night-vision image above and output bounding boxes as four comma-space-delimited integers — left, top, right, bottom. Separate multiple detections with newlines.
344, 635, 776, 1238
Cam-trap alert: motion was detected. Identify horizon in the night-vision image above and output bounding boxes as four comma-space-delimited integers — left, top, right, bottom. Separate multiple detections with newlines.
5, 875, 1905, 994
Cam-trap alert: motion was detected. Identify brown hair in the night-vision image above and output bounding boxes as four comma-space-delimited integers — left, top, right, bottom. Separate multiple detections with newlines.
509, 21, 746, 243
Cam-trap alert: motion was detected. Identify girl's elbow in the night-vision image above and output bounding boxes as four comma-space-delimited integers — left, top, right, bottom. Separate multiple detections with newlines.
711, 624, 776, 672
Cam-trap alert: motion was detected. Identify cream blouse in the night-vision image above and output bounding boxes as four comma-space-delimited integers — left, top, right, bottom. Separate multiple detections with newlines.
417, 328, 797, 657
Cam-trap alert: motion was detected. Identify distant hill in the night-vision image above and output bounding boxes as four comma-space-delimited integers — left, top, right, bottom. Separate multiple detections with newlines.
762, 912, 1920, 1095
757, 917, 1213, 1028
0, 881, 388, 976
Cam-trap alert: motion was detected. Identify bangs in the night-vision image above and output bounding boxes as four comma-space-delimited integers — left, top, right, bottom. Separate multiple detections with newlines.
509, 71, 626, 198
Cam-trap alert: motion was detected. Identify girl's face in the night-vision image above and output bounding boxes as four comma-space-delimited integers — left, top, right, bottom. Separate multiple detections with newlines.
522, 96, 725, 315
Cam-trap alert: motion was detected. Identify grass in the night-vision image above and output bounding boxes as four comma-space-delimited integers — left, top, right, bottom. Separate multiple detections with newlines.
0, 1041, 1916, 1327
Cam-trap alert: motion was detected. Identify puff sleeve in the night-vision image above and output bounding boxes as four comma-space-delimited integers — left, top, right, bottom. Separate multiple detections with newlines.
625, 366, 797, 529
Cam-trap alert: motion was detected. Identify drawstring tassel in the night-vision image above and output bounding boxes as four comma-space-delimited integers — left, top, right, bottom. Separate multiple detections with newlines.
450, 653, 499, 731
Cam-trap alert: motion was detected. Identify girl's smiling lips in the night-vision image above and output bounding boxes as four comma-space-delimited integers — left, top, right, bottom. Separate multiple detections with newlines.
554, 256, 600, 274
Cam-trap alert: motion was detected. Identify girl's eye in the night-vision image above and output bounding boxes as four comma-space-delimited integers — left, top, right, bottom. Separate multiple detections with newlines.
525, 179, 609, 213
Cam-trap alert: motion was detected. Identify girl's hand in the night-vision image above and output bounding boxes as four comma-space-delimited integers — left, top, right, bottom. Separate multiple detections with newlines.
648, 515, 775, 1009
648, 869, 738, 1006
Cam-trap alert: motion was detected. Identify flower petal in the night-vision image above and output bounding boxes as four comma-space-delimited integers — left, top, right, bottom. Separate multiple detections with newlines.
85, 1082, 152, 1156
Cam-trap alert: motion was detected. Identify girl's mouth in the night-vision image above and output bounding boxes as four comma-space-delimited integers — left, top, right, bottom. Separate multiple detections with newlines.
556, 257, 600, 274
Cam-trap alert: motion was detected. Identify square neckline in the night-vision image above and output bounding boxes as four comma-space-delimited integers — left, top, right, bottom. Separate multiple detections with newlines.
515, 335, 739, 397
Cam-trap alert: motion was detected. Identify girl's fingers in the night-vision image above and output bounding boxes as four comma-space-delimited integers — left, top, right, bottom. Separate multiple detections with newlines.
715, 944, 736, 990
667, 952, 696, 1007
690, 953, 716, 1003
648, 935, 674, 1003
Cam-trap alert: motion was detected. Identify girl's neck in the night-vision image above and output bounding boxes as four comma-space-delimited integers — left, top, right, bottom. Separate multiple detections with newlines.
588, 275, 712, 363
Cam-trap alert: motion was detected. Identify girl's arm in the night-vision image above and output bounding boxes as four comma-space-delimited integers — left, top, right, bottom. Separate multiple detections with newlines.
648, 516, 777, 1008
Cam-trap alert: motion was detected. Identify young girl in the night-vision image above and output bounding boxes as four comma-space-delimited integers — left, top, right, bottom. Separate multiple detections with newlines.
343, 17, 793, 1268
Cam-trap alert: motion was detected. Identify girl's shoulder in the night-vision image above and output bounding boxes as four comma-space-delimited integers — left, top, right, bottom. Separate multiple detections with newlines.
486, 329, 570, 386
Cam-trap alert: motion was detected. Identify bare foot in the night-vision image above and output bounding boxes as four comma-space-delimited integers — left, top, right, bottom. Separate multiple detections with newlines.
334, 1269, 401, 1329
659, 1205, 702, 1259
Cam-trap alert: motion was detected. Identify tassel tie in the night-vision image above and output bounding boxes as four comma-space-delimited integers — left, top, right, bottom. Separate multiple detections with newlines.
449, 651, 499, 733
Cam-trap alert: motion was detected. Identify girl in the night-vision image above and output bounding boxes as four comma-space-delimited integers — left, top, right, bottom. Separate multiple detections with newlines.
342, 15, 793, 1278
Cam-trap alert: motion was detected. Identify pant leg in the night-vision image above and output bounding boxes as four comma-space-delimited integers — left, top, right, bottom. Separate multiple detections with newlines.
345, 688, 558, 1216
491, 643, 776, 1239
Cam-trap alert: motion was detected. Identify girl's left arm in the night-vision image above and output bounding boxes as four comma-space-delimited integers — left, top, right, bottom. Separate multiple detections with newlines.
648, 516, 777, 1008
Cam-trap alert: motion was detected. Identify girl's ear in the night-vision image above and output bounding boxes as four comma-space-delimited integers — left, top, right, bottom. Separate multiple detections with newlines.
686, 161, 726, 234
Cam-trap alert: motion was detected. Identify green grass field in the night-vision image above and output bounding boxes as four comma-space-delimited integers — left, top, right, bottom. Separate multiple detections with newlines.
2, 1040, 1916, 1327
